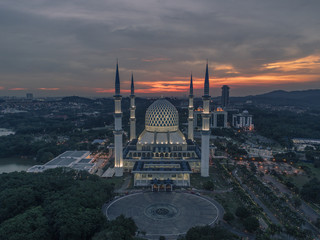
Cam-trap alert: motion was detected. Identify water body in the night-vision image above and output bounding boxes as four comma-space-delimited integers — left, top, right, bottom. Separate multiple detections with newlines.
0, 158, 36, 174
0, 128, 15, 137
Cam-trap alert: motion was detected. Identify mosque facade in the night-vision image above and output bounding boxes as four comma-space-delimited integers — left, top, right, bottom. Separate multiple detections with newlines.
113, 63, 211, 188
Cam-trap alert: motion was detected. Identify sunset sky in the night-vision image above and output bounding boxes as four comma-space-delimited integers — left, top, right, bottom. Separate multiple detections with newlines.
0, 0, 320, 97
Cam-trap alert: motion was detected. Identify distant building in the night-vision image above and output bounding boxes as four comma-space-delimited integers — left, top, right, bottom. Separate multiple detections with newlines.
221, 85, 230, 108
292, 138, 320, 151
193, 107, 228, 129
26, 93, 33, 100
212, 107, 228, 128
232, 110, 254, 130
27, 151, 94, 173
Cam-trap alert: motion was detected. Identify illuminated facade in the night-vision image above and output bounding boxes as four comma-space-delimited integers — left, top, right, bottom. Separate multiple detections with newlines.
113, 63, 211, 187
232, 110, 254, 130
212, 107, 228, 128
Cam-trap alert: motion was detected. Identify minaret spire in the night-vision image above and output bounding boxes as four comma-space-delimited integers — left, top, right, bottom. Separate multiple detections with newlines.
115, 61, 120, 95
130, 73, 136, 141
204, 61, 209, 96
113, 61, 123, 176
188, 73, 194, 140
201, 61, 211, 177
130, 73, 134, 95
190, 73, 193, 96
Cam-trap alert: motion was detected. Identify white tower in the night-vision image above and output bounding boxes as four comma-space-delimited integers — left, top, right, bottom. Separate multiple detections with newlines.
201, 62, 210, 177
114, 62, 123, 176
188, 74, 194, 141
130, 74, 136, 141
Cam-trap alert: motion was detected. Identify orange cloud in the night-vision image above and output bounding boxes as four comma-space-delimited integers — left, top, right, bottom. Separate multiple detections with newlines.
137, 80, 188, 93
93, 72, 319, 95
0, 86, 4, 90
263, 55, 320, 72
38, 88, 60, 91
9, 88, 27, 91
214, 64, 239, 74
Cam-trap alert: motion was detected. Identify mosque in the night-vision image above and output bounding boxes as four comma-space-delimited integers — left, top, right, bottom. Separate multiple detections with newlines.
113, 63, 211, 188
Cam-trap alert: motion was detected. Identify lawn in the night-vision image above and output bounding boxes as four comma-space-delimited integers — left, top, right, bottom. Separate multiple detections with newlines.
287, 162, 320, 189
190, 166, 231, 190
105, 173, 131, 190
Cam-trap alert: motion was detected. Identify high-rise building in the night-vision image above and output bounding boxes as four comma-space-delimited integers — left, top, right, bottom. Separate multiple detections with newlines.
221, 85, 230, 108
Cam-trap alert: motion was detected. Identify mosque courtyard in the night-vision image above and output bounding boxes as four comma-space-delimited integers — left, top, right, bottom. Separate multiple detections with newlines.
105, 192, 222, 238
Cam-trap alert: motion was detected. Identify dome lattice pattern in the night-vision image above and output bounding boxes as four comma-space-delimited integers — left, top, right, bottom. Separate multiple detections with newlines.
145, 99, 179, 132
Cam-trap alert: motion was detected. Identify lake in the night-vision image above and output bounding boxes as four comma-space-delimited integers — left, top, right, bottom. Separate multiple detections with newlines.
0, 158, 36, 174
0, 128, 15, 136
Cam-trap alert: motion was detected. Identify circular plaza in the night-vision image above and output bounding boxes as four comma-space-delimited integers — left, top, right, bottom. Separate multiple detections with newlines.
105, 192, 221, 237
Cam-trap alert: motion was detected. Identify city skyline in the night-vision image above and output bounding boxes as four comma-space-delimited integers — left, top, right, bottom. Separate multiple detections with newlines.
1, 0, 320, 97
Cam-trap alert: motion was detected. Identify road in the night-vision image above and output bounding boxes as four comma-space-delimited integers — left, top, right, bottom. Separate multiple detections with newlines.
263, 174, 320, 238
232, 169, 280, 225
263, 174, 320, 222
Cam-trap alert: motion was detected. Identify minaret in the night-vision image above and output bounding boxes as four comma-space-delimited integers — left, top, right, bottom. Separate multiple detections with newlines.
188, 74, 194, 141
130, 74, 136, 141
201, 62, 210, 177
113, 62, 123, 176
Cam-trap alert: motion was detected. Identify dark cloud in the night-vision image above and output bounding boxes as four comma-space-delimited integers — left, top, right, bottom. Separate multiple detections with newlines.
0, 0, 320, 97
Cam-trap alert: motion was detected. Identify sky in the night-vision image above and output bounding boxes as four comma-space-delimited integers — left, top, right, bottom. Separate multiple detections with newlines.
0, 0, 320, 98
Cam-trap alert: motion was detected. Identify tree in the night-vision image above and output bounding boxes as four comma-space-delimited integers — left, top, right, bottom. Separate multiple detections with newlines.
223, 212, 234, 222
301, 178, 320, 203
243, 216, 259, 232
249, 162, 257, 173
293, 197, 302, 208
93, 215, 139, 240
0, 169, 115, 240
0, 206, 50, 240
203, 180, 215, 191
268, 224, 282, 236
235, 206, 251, 219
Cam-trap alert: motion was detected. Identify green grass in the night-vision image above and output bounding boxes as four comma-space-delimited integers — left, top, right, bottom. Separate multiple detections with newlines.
214, 192, 241, 213
285, 162, 320, 189
104, 173, 130, 190
190, 166, 231, 190
299, 163, 320, 178
288, 175, 312, 189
